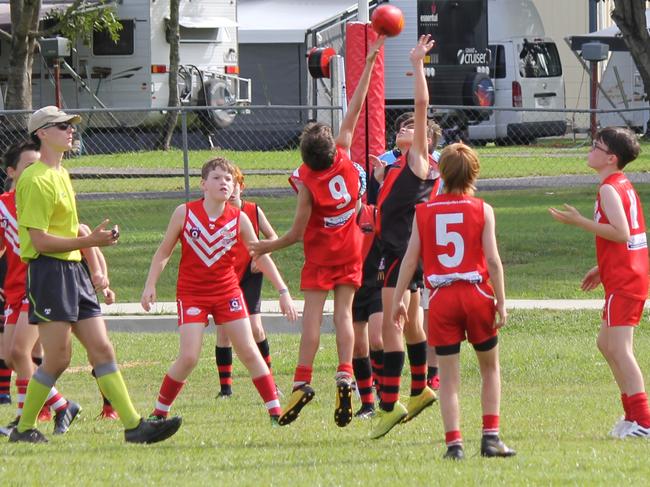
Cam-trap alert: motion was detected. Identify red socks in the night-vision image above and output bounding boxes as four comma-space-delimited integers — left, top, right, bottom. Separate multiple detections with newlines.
153, 374, 185, 417
292, 365, 313, 390
483, 414, 500, 436
445, 430, 463, 447
253, 374, 281, 416
626, 392, 650, 428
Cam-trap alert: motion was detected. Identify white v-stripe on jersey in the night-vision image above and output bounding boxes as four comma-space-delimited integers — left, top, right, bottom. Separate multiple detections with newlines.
177, 199, 241, 300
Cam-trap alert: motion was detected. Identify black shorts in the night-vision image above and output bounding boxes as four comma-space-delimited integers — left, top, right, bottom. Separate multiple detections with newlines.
240, 266, 263, 315
352, 284, 383, 323
380, 252, 423, 291
27, 255, 102, 325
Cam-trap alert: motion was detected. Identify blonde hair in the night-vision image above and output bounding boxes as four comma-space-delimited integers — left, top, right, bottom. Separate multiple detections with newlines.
439, 143, 480, 194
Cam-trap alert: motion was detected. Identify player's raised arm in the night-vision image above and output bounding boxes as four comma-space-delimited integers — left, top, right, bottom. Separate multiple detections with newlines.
141, 204, 184, 311
407, 34, 435, 180
335, 36, 385, 150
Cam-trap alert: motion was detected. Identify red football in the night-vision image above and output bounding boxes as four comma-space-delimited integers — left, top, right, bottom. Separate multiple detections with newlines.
371, 4, 404, 37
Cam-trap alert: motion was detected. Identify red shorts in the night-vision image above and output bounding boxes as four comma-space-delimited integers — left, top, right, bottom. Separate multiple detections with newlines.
301, 260, 362, 291
602, 294, 645, 327
427, 281, 497, 347
177, 292, 249, 326
4, 298, 29, 326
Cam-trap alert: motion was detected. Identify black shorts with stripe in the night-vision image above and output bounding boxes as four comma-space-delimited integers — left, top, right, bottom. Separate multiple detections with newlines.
27, 255, 102, 324
380, 251, 423, 291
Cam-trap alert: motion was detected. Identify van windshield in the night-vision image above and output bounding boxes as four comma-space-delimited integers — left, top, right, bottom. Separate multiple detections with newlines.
519, 41, 562, 78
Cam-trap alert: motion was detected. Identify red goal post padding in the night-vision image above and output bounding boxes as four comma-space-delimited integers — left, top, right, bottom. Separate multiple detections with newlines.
345, 22, 385, 179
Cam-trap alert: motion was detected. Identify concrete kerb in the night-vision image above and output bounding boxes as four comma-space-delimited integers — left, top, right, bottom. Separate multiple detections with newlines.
101, 299, 631, 334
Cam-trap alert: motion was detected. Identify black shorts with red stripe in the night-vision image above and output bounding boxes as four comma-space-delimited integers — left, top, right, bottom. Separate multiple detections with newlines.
380, 250, 423, 291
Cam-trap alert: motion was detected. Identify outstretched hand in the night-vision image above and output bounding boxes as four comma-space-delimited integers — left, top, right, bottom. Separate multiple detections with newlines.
409, 34, 435, 67
548, 204, 583, 226
366, 35, 386, 64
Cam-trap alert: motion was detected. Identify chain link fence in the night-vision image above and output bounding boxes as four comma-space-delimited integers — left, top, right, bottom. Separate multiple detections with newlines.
0, 104, 648, 301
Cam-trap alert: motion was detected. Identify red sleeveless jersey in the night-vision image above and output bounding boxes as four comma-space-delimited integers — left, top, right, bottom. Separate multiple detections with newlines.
231, 200, 259, 280
0, 190, 27, 304
177, 199, 241, 300
595, 173, 649, 300
295, 146, 362, 266
415, 194, 488, 289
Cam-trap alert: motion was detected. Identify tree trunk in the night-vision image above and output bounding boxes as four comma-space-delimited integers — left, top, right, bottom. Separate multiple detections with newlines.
611, 0, 650, 137
158, 0, 181, 151
6, 0, 42, 110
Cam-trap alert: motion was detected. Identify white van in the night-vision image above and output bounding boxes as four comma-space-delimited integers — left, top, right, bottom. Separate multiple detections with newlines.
383, 0, 567, 144
468, 0, 567, 144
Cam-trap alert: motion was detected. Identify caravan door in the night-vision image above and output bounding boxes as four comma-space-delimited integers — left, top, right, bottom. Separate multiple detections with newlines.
71, 16, 151, 126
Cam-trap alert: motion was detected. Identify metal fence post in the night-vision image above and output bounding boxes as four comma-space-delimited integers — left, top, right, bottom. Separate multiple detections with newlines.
181, 109, 190, 202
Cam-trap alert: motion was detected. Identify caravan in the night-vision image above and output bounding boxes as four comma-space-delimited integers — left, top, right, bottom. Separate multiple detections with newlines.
0, 0, 251, 128
384, 0, 567, 144
569, 9, 650, 134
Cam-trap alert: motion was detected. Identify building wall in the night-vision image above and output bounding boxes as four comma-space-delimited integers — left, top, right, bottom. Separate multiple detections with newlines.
531, 0, 616, 109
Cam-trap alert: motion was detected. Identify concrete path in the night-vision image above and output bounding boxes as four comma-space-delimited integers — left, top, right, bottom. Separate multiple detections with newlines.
102, 299, 626, 334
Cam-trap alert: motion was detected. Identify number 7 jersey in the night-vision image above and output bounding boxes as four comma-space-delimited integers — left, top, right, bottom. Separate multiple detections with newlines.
415, 194, 488, 288
293, 146, 362, 266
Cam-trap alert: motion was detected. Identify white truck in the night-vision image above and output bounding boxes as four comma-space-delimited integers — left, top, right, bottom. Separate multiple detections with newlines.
383, 0, 567, 144
0, 0, 251, 128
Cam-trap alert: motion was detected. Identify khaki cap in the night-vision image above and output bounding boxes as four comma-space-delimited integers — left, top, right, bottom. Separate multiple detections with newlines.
27, 106, 81, 134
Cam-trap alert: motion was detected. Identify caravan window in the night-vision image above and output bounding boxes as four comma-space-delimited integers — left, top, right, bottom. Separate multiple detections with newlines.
519, 41, 562, 78
488, 45, 506, 79
93, 20, 134, 56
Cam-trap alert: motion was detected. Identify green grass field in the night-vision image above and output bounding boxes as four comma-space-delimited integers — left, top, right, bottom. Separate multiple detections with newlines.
63, 139, 650, 196
2, 310, 650, 483
77, 184, 650, 303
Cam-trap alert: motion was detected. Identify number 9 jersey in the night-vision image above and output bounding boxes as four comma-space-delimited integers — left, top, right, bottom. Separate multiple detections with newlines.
293, 146, 363, 266
415, 193, 488, 289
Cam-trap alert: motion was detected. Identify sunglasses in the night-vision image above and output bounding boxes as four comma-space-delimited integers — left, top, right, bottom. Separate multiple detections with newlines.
41, 122, 74, 131
591, 141, 612, 154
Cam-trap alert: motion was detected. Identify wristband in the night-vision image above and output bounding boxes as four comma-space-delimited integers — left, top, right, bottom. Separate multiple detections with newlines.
279, 288, 289, 296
